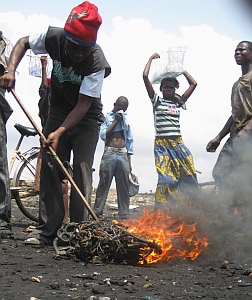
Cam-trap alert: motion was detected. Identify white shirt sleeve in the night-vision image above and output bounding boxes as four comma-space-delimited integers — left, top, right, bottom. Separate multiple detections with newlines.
29, 33, 47, 55
79, 69, 105, 98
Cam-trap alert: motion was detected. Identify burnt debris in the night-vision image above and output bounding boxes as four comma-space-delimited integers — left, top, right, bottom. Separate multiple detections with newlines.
53, 220, 162, 265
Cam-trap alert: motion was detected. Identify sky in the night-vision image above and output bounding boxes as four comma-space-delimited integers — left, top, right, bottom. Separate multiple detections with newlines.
1, 0, 252, 193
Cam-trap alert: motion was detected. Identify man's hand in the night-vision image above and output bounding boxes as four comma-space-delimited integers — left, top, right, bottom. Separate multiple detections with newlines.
41, 131, 60, 151
115, 112, 123, 123
206, 137, 221, 152
0, 73, 15, 91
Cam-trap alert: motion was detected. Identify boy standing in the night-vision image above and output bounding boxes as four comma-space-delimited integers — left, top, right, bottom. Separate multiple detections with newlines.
94, 96, 133, 220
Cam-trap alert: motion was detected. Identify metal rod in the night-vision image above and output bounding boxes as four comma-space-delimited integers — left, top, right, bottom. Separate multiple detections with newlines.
10, 89, 98, 221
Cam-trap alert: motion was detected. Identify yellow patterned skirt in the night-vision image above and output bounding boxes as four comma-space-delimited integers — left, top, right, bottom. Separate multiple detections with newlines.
154, 137, 198, 204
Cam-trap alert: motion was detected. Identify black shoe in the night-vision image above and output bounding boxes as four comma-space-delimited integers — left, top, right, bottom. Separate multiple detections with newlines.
0, 228, 13, 239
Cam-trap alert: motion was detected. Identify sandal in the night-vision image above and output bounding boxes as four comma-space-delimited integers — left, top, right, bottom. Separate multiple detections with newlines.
24, 237, 45, 245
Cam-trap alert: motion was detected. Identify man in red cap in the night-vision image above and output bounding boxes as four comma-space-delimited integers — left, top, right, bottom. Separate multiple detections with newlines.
0, 2, 111, 245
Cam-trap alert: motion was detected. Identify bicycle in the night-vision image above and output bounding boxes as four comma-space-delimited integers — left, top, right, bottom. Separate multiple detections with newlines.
9, 123, 40, 222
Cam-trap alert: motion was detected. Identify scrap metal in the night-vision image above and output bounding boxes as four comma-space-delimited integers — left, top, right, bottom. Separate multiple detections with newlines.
53, 220, 162, 265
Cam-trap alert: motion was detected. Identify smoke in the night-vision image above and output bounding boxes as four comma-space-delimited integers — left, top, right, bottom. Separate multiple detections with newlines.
134, 134, 252, 264
166, 136, 252, 264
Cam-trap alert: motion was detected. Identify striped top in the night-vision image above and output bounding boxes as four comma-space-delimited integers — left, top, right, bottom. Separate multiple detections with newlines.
151, 92, 185, 137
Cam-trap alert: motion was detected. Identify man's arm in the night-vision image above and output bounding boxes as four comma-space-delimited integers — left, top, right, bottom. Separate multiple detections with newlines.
126, 121, 133, 172
40, 56, 48, 86
43, 94, 93, 150
206, 115, 233, 152
45, 69, 105, 150
0, 36, 30, 89
127, 154, 132, 172
105, 113, 123, 139
100, 113, 122, 142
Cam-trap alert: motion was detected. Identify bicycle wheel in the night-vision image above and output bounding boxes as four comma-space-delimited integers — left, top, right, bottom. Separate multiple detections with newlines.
12, 152, 39, 222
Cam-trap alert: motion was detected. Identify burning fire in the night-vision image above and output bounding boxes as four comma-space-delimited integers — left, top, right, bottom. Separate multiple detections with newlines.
118, 207, 209, 264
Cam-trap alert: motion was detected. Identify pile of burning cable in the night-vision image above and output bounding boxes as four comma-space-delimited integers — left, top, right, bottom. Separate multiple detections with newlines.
53, 220, 162, 265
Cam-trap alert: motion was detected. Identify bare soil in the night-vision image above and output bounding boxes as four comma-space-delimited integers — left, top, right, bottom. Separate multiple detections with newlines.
2, 189, 252, 300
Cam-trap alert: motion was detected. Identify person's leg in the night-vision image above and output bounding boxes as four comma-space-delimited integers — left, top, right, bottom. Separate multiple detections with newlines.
26, 119, 70, 243
174, 139, 199, 195
212, 137, 234, 189
0, 111, 11, 233
94, 149, 115, 216
211, 137, 237, 212
69, 125, 99, 222
33, 148, 42, 192
62, 179, 69, 224
229, 134, 252, 216
114, 152, 130, 219
154, 138, 179, 206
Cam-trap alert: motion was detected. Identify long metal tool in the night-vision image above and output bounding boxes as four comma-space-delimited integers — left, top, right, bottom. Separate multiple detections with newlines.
11, 89, 98, 221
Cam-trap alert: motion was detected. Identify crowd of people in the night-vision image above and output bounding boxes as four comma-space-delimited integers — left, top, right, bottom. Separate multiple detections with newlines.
0, 1, 252, 245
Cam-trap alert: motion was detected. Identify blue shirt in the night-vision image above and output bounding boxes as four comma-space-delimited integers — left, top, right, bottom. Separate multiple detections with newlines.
100, 111, 134, 154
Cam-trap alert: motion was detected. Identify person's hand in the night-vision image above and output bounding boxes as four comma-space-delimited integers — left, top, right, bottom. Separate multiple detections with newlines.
115, 112, 123, 123
0, 73, 15, 91
206, 137, 221, 152
150, 53, 160, 60
41, 131, 60, 151
237, 128, 249, 137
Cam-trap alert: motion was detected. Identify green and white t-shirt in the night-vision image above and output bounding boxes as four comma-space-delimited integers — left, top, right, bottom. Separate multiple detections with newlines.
151, 92, 185, 137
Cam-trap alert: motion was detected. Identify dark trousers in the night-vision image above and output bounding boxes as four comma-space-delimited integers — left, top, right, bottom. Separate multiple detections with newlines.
29, 118, 99, 242
213, 134, 252, 215
0, 110, 11, 229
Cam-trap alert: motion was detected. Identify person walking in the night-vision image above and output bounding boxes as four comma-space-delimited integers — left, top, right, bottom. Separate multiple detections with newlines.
143, 52, 198, 206
206, 41, 252, 215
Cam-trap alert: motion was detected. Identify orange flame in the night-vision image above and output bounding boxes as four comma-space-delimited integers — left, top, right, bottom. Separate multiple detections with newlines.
120, 207, 209, 264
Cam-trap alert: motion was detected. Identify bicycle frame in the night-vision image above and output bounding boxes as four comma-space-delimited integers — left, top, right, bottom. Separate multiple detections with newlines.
8, 134, 24, 174
9, 123, 39, 175
8, 123, 40, 222
12, 147, 40, 182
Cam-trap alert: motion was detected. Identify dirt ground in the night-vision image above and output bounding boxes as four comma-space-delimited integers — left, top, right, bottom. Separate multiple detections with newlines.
2, 189, 252, 300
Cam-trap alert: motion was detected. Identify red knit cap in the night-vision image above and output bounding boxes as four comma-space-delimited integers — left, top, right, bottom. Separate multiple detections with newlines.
63, 1, 102, 47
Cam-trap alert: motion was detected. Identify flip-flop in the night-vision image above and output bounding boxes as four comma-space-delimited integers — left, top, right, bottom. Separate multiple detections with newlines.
23, 237, 45, 245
